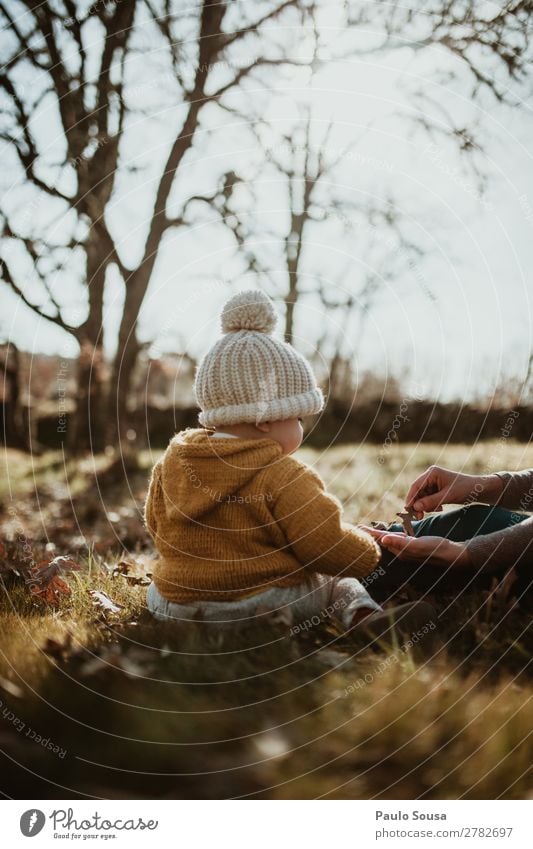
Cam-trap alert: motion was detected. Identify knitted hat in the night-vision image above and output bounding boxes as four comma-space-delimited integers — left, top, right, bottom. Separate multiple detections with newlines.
194, 290, 324, 428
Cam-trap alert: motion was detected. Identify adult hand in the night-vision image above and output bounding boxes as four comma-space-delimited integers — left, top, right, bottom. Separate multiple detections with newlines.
404, 466, 503, 518
361, 526, 471, 568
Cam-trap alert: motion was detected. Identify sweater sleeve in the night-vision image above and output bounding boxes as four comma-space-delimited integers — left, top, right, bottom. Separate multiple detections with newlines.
494, 469, 533, 511
271, 461, 381, 579
144, 460, 163, 542
465, 514, 533, 574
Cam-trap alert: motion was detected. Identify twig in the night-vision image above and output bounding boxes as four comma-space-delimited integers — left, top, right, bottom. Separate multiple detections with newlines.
396, 509, 416, 536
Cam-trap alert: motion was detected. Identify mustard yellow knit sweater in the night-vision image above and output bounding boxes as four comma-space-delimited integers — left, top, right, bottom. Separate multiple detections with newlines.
144, 428, 380, 603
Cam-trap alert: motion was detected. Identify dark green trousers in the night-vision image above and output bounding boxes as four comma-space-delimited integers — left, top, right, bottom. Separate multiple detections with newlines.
369, 504, 531, 604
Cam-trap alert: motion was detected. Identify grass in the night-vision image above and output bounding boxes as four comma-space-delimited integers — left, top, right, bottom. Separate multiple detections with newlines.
0, 440, 532, 799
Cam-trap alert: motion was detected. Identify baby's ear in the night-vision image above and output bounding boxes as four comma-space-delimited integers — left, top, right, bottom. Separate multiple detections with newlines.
255, 421, 271, 433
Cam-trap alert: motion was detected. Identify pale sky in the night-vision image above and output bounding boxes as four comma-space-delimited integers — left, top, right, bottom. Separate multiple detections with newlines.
1, 2, 533, 403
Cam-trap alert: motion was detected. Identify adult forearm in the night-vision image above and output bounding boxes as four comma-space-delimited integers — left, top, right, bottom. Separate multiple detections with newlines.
459, 470, 533, 509
465, 515, 533, 574
473, 473, 505, 505
493, 470, 533, 511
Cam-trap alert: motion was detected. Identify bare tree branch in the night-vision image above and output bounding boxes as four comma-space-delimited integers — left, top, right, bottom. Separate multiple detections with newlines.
18, 0, 87, 160
96, 1, 136, 137
63, 0, 88, 84
1, 217, 68, 317
143, 0, 187, 91
220, 0, 300, 50
344, 0, 532, 105
0, 250, 75, 334
211, 56, 307, 100
0, 81, 70, 201
0, 3, 50, 72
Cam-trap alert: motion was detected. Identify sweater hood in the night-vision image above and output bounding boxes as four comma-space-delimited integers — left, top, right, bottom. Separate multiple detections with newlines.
159, 428, 283, 522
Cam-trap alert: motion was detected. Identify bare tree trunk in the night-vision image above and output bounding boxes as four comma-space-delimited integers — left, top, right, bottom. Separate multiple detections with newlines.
68, 232, 108, 453
105, 96, 205, 444
284, 207, 308, 344
2, 342, 26, 449
283, 136, 314, 343
106, 311, 141, 447
284, 267, 298, 344
68, 350, 107, 454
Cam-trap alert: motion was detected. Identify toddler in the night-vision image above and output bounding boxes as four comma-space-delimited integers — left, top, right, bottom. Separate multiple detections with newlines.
144, 290, 429, 634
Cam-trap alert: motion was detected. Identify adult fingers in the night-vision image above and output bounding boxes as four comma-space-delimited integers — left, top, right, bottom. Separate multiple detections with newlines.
379, 534, 419, 560
411, 493, 447, 512
358, 525, 389, 540
380, 533, 412, 551
404, 468, 436, 508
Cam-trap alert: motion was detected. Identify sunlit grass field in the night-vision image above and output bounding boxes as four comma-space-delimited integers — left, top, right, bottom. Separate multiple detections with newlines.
1, 440, 532, 799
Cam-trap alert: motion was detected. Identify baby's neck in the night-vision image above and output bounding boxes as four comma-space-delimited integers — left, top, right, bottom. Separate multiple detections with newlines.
213, 423, 267, 440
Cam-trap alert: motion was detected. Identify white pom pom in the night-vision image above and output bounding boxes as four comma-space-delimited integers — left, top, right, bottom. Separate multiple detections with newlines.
221, 290, 277, 334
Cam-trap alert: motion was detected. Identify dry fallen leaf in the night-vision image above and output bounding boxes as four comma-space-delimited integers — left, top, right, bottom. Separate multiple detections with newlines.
124, 575, 151, 587
30, 574, 72, 606
113, 561, 132, 575
27, 555, 82, 606
45, 555, 81, 574
88, 589, 123, 613
107, 560, 151, 587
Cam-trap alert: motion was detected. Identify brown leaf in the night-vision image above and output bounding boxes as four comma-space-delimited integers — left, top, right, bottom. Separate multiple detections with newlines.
26, 554, 81, 605
124, 575, 151, 587
110, 560, 151, 586
30, 574, 71, 606
29, 555, 81, 585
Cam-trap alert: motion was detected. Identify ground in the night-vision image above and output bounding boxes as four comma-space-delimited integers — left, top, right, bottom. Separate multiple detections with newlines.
0, 440, 532, 799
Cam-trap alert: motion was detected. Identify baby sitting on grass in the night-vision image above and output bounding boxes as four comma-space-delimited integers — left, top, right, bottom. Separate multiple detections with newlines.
144, 290, 431, 636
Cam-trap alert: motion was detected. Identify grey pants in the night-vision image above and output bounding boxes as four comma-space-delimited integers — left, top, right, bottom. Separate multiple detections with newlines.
146, 573, 383, 630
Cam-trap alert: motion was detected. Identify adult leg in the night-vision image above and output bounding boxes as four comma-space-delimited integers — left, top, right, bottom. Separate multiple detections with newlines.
369, 505, 529, 602
414, 506, 533, 609
412, 504, 529, 541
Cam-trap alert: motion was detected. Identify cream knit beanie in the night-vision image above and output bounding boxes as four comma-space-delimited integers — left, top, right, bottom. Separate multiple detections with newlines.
194, 290, 324, 428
